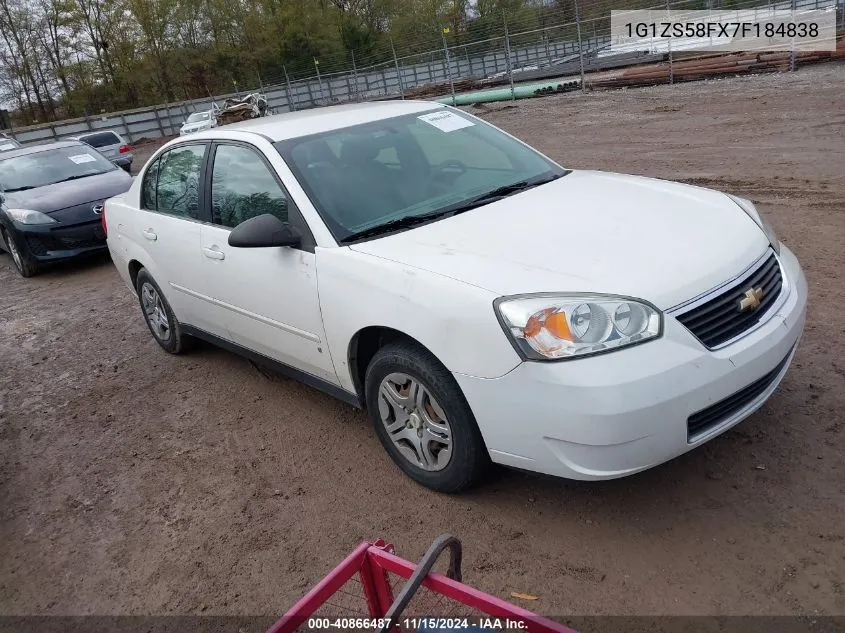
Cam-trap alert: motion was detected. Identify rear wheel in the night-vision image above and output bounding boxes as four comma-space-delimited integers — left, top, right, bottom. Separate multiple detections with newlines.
135, 268, 190, 354
2, 228, 39, 277
365, 341, 489, 493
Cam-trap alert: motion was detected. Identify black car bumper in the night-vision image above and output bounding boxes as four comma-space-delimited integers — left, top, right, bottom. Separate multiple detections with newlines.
11, 219, 107, 262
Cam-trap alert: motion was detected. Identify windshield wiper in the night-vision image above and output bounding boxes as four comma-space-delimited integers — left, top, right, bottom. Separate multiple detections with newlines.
339, 173, 564, 244
3, 185, 36, 192
340, 210, 453, 243
439, 173, 564, 217
49, 173, 100, 185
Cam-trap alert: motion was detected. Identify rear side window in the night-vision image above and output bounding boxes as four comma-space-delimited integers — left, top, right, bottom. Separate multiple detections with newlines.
142, 144, 206, 219
79, 132, 121, 148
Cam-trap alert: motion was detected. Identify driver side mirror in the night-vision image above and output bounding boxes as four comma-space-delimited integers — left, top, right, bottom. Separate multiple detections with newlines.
228, 213, 301, 248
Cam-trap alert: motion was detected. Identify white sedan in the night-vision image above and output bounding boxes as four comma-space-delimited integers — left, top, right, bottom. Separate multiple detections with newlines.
179, 110, 216, 136
103, 101, 806, 492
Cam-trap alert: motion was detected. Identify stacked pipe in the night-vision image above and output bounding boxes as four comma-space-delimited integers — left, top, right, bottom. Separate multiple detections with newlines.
534, 81, 581, 96
588, 34, 845, 89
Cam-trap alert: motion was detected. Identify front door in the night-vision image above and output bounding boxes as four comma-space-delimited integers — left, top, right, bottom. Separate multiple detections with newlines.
197, 141, 337, 384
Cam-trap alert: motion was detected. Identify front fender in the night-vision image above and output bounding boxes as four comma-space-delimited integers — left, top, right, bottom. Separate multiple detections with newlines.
316, 247, 522, 394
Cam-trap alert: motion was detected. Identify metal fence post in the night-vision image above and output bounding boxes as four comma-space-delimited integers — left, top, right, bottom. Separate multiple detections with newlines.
666, 0, 674, 84
391, 37, 405, 99
574, 0, 586, 93
283, 66, 296, 111
351, 49, 361, 102
789, 0, 797, 71
442, 29, 456, 106
314, 59, 325, 102
503, 14, 515, 100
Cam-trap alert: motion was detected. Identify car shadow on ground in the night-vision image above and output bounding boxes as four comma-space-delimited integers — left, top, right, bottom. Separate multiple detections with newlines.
0, 250, 113, 280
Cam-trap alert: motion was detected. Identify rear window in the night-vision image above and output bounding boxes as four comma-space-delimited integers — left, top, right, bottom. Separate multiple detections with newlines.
78, 132, 121, 148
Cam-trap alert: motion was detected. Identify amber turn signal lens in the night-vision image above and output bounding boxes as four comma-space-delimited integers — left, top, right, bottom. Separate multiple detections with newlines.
523, 313, 543, 338
544, 311, 573, 341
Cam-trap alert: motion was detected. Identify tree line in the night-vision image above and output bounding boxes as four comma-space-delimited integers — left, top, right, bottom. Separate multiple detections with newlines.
0, 0, 715, 127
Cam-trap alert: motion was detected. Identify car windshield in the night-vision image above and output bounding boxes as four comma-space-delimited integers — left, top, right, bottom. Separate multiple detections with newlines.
276, 109, 566, 242
186, 112, 210, 123
0, 145, 116, 192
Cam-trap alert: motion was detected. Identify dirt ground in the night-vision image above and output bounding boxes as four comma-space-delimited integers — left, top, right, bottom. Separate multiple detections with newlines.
1, 63, 844, 621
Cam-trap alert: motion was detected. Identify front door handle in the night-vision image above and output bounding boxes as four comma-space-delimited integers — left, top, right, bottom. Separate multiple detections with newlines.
202, 246, 225, 261
142, 229, 157, 241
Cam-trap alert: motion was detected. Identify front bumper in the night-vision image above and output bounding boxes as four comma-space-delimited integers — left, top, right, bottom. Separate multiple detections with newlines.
455, 245, 808, 480
11, 219, 108, 262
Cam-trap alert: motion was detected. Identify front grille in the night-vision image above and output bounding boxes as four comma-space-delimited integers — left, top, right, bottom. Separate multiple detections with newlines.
60, 236, 104, 250
675, 252, 783, 348
687, 349, 793, 440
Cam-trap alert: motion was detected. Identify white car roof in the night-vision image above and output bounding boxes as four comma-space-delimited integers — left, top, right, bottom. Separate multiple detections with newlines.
197, 100, 444, 142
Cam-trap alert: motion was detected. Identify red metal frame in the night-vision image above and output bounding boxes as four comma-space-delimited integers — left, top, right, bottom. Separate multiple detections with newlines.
266, 540, 576, 633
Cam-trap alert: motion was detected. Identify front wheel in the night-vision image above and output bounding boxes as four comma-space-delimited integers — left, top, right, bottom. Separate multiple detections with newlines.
365, 341, 489, 493
2, 228, 39, 277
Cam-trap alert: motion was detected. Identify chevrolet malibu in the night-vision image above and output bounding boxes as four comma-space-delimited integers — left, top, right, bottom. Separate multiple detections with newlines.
104, 101, 806, 492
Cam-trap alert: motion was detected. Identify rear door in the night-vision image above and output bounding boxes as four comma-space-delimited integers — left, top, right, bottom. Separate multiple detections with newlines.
197, 141, 337, 382
135, 142, 224, 335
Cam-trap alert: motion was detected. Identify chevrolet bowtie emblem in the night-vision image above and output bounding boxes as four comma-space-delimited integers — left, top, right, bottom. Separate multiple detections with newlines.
739, 287, 764, 312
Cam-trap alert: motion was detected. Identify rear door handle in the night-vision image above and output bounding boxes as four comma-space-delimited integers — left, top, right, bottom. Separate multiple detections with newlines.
202, 246, 225, 261
142, 229, 157, 241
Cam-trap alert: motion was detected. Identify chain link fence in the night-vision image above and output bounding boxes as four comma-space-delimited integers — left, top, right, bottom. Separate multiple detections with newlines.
3, 0, 842, 145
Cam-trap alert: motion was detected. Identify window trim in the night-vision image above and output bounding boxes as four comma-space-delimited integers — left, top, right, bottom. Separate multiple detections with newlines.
142, 141, 211, 223
206, 140, 316, 253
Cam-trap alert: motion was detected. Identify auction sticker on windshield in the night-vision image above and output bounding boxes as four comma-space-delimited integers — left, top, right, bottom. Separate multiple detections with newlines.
68, 154, 97, 164
418, 110, 475, 132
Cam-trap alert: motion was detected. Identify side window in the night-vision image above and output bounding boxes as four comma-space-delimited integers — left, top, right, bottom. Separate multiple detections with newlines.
140, 157, 160, 210
210, 144, 289, 228
156, 145, 205, 219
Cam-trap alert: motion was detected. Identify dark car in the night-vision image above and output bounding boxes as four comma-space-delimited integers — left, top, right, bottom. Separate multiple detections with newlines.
0, 140, 133, 277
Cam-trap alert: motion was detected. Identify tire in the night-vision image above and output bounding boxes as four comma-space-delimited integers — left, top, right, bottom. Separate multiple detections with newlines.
135, 268, 191, 354
2, 228, 39, 277
365, 341, 489, 493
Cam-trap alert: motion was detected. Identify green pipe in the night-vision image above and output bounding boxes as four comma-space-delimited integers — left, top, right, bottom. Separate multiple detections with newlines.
434, 77, 581, 106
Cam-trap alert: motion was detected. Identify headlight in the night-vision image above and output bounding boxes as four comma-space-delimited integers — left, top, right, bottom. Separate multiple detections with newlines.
495, 294, 662, 360
5, 208, 57, 225
727, 194, 779, 254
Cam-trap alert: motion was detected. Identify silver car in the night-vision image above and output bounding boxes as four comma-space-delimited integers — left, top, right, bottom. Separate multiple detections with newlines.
68, 130, 134, 172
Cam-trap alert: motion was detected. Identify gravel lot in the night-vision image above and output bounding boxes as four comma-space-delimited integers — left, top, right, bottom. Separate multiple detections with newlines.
1, 64, 844, 620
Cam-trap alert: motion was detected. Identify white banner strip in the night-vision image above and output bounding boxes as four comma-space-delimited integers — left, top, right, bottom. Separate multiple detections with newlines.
610, 8, 838, 53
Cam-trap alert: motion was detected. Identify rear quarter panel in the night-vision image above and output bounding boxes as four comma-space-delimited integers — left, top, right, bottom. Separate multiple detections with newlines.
104, 183, 166, 296
316, 246, 523, 393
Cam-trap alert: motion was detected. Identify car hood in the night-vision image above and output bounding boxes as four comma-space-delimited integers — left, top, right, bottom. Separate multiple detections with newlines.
349, 170, 769, 310
4, 169, 133, 215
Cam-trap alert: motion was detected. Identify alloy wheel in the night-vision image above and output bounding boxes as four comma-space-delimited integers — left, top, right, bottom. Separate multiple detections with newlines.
140, 282, 171, 342
5, 231, 23, 272
377, 372, 453, 471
